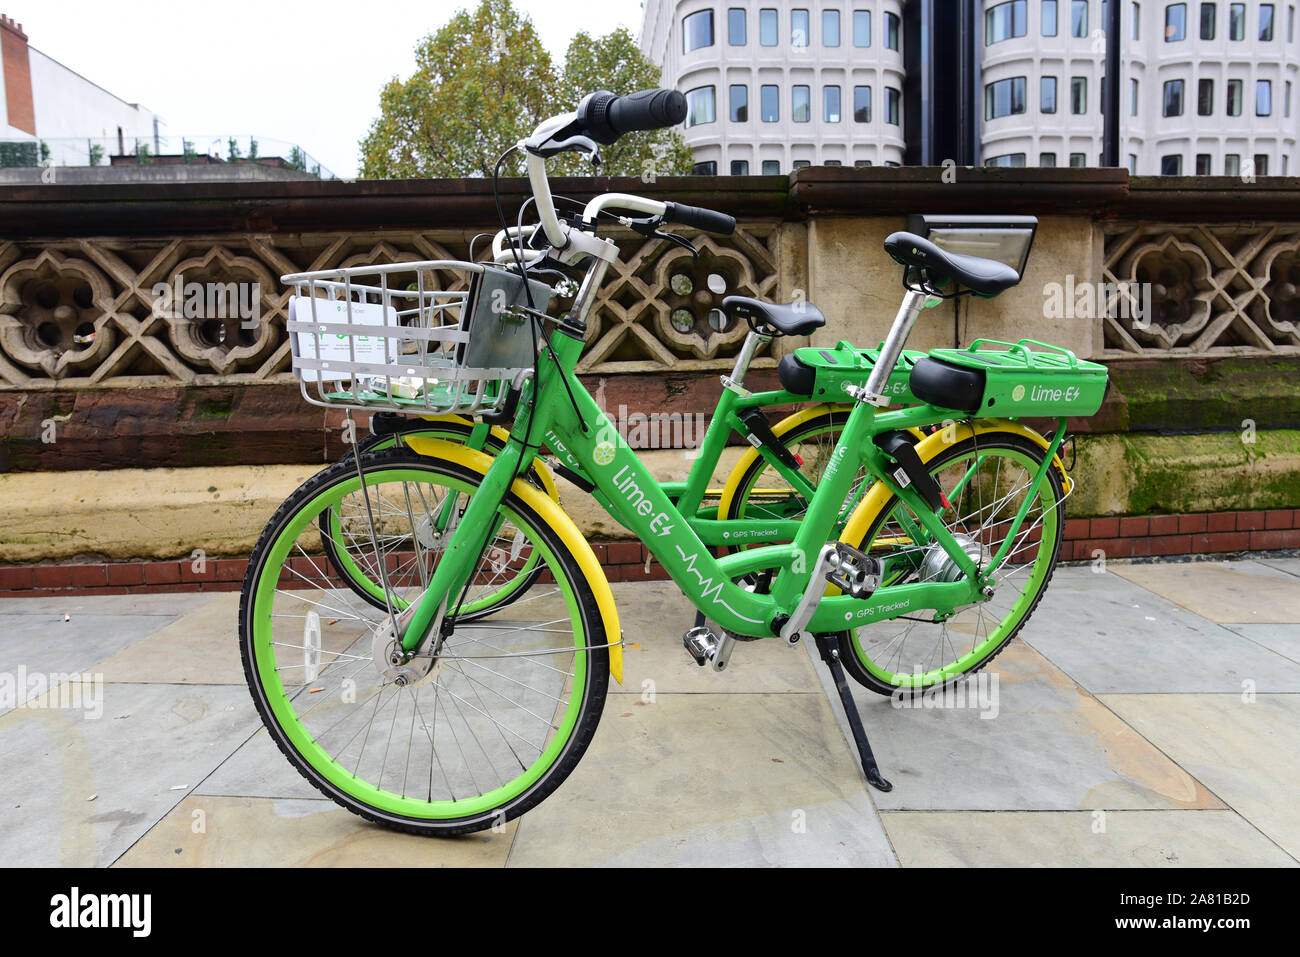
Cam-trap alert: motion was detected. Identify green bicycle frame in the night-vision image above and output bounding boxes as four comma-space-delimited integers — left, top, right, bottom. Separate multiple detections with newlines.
396, 321, 1066, 653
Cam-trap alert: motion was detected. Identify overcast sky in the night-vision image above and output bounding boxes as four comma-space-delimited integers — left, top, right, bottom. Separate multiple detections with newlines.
18, 0, 648, 177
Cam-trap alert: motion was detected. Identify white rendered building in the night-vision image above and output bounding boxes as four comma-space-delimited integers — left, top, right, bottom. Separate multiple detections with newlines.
642, 0, 1300, 173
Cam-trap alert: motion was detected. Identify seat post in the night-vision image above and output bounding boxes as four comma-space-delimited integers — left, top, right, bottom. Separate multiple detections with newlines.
858, 289, 930, 406
728, 328, 771, 389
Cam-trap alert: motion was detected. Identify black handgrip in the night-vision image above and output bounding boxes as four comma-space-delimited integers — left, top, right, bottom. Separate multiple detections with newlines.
577, 89, 686, 145
664, 202, 737, 236
608, 89, 688, 134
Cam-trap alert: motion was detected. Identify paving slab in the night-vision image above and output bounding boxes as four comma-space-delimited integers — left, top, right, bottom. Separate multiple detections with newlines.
610, 581, 822, 694
194, 727, 322, 800
1022, 568, 1300, 693
1256, 557, 1300, 578
1222, 624, 1300, 665
0, 613, 178, 713
114, 795, 518, 867
1110, 560, 1300, 624
1100, 693, 1300, 860
90, 594, 246, 685
808, 639, 1223, 812
505, 691, 897, 867
0, 681, 259, 867
0, 593, 215, 618
880, 810, 1297, 867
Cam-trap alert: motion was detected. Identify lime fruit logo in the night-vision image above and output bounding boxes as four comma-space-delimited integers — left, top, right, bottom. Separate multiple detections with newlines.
593, 442, 616, 466
1012, 385, 1026, 402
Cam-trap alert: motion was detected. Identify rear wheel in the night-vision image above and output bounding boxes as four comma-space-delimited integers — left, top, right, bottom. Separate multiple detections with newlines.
240, 448, 609, 836
835, 432, 1065, 696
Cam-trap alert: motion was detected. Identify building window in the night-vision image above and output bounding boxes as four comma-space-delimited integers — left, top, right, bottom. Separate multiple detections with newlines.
728, 8, 747, 45
684, 10, 714, 52
792, 8, 810, 46
987, 0, 1028, 42
986, 152, 1028, 166
854, 9, 871, 45
1161, 154, 1183, 174
1042, 76, 1059, 112
685, 86, 716, 127
761, 84, 779, 121
730, 84, 748, 122
1072, 0, 1089, 35
1261, 3, 1276, 37
1040, 151, 1058, 166
1200, 1, 1216, 36
1229, 2, 1245, 37
1166, 2, 1187, 38
762, 159, 780, 175
1254, 154, 1269, 175
1286, 80, 1292, 116
692, 161, 718, 175
854, 85, 872, 121
1196, 153, 1212, 174
1128, 153, 1138, 171
824, 85, 842, 121
1072, 76, 1088, 113
986, 77, 1028, 118
1225, 153, 1241, 175
823, 9, 841, 46
1227, 78, 1243, 114
1130, 77, 1140, 114
731, 160, 749, 175
1070, 152, 1087, 166
1198, 78, 1214, 114
886, 87, 901, 123
1290, 4, 1296, 40
1043, 0, 1059, 34
1284, 156, 1289, 174
1257, 79, 1273, 114
1133, 2, 1142, 37
760, 8, 778, 45
824, 159, 843, 166
1163, 78, 1185, 115
792, 160, 811, 169
886, 12, 901, 48
793, 85, 811, 122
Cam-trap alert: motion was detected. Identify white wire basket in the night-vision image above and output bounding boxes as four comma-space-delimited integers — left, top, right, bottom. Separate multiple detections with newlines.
283, 260, 554, 415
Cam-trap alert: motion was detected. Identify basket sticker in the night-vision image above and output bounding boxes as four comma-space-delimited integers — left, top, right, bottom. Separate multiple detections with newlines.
291, 297, 399, 382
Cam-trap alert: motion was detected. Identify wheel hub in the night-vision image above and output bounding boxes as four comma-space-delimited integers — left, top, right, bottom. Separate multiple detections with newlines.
371, 618, 441, 688
919, 533, 989, 584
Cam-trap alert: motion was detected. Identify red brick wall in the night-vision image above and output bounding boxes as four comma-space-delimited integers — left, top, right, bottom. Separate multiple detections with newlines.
0, 15, 35, 136
2, 508, 1296, 597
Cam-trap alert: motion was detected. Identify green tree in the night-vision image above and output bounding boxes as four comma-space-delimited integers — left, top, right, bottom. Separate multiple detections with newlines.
359, 0, 557, 179
553, 28, 692, 178
358, 0, 693, 179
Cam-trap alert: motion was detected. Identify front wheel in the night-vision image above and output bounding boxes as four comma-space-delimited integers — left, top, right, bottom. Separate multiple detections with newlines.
836, 432, 1066, 697
240, 448, 609, 836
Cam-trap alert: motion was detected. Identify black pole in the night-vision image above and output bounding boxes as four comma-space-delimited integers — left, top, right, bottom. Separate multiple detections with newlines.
1102, 0, 1123, 166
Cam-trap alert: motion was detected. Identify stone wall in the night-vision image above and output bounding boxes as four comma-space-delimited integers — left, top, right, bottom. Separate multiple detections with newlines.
1, 167, 1298, 566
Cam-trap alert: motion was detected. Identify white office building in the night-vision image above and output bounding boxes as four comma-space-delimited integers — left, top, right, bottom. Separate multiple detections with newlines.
640, 0, 908, 172
642, 0, 1300, 174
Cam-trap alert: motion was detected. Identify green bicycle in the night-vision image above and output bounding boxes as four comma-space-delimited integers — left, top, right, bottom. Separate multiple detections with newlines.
240, 89, 1106, 835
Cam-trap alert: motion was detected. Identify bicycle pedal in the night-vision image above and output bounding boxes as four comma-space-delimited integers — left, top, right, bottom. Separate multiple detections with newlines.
826, 542, 881, 600
682, 626, 735, 672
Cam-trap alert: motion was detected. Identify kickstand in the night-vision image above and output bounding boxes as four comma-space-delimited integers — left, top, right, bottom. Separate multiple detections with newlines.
813, 634, 893, 793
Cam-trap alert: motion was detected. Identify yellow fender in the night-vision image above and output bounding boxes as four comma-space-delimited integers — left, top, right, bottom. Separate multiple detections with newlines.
403, 437, 622, 685
411, 415, 560, 503
839, 418, 1072, 550
716, 404, 925, 519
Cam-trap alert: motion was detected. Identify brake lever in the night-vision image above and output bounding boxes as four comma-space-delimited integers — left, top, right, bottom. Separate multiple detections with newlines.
624, 216, 698, 258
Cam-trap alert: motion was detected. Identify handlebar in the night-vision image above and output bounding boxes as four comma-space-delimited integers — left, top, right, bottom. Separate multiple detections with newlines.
517, 89, 733, 266
664, 202, 736, 236
576, 89, 688, 144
